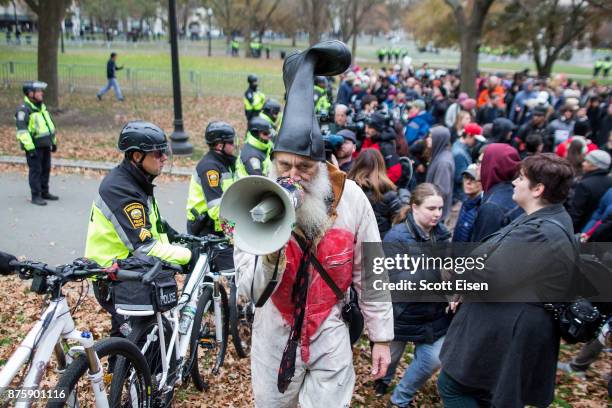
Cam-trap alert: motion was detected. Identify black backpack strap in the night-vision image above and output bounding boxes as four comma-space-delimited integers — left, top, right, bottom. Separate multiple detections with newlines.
292, 232, 344, 301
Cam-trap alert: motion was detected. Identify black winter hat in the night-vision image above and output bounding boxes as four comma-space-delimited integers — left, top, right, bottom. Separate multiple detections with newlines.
273, 40, 351, 162
366, 112, 387, 132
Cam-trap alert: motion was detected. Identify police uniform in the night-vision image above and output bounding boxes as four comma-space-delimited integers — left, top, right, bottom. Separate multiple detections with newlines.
259, 111, 281, 133
186, 150, 236, 271
236, 132, 272, 177
314, 84, 331, 117
85, 158, 191, 335
15, 95, 57, 201
244, 88, 266, 121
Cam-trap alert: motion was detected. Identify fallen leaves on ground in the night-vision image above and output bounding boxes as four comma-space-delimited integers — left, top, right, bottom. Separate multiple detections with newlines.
0, 90, 248, 168
0, 273, 610, 407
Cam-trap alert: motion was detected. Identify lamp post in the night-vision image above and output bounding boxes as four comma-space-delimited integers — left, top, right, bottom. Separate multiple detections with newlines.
207, 8, 213, 57
167, 0, 192, 155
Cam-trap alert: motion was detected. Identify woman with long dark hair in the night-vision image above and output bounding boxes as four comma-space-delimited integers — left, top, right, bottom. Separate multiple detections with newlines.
348, 148, 402, 237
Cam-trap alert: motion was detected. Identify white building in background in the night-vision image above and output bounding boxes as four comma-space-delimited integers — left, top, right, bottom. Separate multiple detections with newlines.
0, 0, 35, 31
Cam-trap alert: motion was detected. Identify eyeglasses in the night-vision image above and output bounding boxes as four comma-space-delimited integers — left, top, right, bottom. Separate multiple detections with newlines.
149, 150, 167, 159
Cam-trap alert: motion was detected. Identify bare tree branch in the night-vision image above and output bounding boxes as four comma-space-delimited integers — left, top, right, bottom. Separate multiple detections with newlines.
23, 0, 39, 14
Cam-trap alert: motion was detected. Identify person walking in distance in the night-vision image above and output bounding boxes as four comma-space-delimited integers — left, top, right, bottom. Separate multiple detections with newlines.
97, 52, 125, 101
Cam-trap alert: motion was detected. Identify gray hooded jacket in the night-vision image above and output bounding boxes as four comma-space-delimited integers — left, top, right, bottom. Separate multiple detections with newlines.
426, 126, 455, 219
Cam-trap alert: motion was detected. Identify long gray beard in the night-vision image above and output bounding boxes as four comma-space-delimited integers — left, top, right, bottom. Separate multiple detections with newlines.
269, 162, 333, 241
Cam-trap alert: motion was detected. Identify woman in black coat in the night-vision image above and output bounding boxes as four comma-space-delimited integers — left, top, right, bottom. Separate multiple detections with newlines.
348, 148, 402, 238
376, 183, 452, 407
438, 153, 576, 407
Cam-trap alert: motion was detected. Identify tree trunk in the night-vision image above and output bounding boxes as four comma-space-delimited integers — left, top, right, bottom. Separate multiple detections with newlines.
37, 2, 66, 109
291, 32, 296, 47
308, 22, 320, 46
459, 29, 479, 98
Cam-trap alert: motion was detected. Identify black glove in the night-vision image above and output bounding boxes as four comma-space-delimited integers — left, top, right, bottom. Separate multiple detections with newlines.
28, 150, 37, 159
183, 242, 201, 274
162, 220, 180, 243
0, 251, 17, 275
51, 144, 57, 153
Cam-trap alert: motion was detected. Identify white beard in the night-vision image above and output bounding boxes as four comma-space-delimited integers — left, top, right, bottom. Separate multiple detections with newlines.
269, 162, 333, 241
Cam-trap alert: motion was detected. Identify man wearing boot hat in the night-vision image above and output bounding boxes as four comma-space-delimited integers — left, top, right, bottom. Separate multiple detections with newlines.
233, 41, 393, 407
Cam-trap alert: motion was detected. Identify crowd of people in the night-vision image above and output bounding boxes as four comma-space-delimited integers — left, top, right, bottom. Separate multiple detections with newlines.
309, 60, 612, 406
12, 38, 612, 407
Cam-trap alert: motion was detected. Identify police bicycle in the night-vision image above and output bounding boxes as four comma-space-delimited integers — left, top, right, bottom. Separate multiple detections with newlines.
112, 234, 232, 406
0, 255, 154, 408
228, 275, 254, 358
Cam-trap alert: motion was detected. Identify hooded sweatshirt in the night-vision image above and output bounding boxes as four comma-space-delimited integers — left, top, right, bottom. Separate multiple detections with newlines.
490, 118, 516, 144
426, 126, 455, 218
471, 143, 523, 241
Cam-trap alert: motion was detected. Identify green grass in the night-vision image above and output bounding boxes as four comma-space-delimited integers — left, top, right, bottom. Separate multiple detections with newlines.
2, 37, 610, 94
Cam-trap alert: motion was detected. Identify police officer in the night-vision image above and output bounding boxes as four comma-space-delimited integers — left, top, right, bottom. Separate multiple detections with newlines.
244, 74, 266, 121
314, 76, 331, 119
16, 81, 58, 206
594, 57, 604, 77
84, 120, 191, 336
259, 98, 282, 133
236, 117, 273, 177
231, 38, 239, 57
186, 121, 237, 271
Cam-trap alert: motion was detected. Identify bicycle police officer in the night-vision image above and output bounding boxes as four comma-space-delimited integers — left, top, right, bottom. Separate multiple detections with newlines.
16, 81, 59, 206
85, 120, 191, 336
185, 121, 237, 271
236, 117, 273, 177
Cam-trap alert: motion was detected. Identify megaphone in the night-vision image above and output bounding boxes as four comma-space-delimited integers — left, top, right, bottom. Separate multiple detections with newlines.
220, 176, 304, 255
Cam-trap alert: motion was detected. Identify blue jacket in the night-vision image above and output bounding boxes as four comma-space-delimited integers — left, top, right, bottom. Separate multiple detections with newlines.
509, 89, 537, 123
453, 193, 482, 242
404, 111, 433, 146
384, 213, 452, 343
582, 187, 612, 233
471, 182, 524, 242
336, 81, 352, 106
451, 140, 472, 202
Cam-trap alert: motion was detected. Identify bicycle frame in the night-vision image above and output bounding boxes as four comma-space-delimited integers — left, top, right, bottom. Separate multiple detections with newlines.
0, 297, 108, 408
117, 248, 231, 389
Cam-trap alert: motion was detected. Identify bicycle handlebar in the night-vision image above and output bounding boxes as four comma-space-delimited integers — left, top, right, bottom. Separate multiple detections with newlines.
9, 259, 160, 285
174, 233, 229, 246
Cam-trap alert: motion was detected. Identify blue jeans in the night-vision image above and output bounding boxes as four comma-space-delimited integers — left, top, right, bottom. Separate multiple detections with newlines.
388, 336, 445, 407
97, 78, 123, 100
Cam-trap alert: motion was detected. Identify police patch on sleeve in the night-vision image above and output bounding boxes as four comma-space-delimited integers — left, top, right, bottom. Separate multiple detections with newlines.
17, 111, 25, 121
248, 157, 261, 170
123, 202, 146, 229
206, 170, 220, 187
139, 228, 152, 241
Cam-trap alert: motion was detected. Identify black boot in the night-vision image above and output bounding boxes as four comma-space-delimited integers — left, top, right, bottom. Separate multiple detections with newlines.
42, 192, 59, 200
32, 194, 47, 206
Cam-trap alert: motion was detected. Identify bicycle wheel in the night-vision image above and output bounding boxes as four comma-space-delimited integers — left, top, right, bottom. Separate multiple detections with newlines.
114, 317, 177, 408
47, 337, 151, 408
189, 284, 229, 391
229, 277, 253, 358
